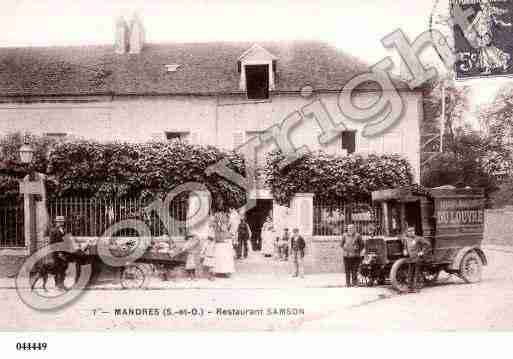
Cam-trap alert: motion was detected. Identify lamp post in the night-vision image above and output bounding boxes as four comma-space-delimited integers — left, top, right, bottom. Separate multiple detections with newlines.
0, 136, 43, 254
18, 137, 39, 254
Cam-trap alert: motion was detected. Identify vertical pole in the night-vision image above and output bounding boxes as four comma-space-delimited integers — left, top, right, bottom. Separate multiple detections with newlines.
35, 173, 49, 251
400, 202, 406, 233
22, 175, 37, 254
291, 193, 314, 236
187, 191, 211, 238
381, 202, 389, 236
440, 81, 445, 153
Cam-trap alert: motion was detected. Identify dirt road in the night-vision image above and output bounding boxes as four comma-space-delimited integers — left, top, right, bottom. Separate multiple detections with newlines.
0, 247, 511, 331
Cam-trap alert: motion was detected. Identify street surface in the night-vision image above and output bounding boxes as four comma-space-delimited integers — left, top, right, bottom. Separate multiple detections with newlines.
0, 246, 512, 331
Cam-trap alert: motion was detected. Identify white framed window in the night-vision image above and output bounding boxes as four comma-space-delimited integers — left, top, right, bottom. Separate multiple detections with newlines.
233, 131, 246, 150
165, 131, 189, 142
187, 131, 200, 145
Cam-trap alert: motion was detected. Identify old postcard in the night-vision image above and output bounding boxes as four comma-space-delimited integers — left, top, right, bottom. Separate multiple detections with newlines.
0, 0, 512, 338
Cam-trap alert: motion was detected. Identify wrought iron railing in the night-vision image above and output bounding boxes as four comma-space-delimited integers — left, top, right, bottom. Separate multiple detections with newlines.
47, 197, 188, 237
313, 198, 382, 236
0, 198, 24, 247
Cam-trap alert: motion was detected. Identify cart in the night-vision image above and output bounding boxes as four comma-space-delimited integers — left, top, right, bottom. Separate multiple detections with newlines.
72, 235, 199, 289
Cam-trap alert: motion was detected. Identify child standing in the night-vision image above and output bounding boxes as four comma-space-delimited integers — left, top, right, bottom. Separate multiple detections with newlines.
200, 236, 216, 281
279, 228, 290, 261
290, 228, 306, 278
184, 234, 200, 281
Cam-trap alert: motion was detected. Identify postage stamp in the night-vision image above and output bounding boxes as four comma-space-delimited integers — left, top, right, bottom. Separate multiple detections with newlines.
453, 0, 513, 79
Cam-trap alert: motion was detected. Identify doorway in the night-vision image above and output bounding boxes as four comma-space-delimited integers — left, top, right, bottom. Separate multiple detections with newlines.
405, 200, 422, 235
245, 199, 273, 251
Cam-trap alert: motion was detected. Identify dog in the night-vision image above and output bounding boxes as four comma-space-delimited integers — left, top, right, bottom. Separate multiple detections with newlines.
30, 254, 68, 292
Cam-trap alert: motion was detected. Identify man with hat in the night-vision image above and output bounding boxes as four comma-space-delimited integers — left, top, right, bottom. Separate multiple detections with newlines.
340, 224, 364, 287
402, 226, 432, 293
49, 215, 69, 290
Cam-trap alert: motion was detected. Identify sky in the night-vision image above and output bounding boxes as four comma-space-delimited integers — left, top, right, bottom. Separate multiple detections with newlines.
0, 0, 509, 113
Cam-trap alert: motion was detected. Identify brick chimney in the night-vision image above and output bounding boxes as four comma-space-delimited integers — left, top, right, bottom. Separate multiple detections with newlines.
114, 16, 129, 54
129, 13, 145, 54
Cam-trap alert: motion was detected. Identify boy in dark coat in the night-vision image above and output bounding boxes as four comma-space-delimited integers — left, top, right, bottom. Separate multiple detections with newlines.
290, 228, 306, 278
403, 227, 432, 293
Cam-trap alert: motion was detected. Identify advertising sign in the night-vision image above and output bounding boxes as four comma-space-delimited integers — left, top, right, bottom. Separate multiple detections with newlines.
435, 198, 485, 225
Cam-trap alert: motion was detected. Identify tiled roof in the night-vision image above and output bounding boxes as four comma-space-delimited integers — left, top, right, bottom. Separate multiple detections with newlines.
0, 40, 407, 96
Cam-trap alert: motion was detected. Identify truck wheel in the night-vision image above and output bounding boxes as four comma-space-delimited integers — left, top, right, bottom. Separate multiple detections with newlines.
459, 251, 483, 283
120, 264, 148, 289
390, 258, 410, 293
139, 263, 154, 277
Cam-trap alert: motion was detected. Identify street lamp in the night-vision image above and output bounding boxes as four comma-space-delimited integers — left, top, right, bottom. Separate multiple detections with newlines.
19, 141, 35, 164
17, 138, 41, 255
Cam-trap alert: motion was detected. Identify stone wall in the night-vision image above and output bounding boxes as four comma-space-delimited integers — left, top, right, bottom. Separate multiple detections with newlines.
306, 236, 344, 274
0, 256, 25, 277
484, 207, 513, 246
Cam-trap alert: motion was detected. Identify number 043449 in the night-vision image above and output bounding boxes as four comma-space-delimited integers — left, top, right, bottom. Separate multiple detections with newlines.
16, 342, 48, 351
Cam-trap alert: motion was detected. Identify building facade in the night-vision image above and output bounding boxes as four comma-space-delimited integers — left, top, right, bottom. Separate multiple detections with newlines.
0, 17, 423, 245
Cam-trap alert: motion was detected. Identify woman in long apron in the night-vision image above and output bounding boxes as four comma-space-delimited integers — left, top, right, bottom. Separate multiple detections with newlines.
210, 213, 235, 276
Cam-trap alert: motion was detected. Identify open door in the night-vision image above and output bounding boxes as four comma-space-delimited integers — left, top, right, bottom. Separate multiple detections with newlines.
245, 199, 273, 251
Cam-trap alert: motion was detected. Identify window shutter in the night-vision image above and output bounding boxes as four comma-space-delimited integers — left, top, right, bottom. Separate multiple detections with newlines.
188, 131, 200, 145
384, 131, 403, 154
358, 133, 371, 154
233, 131, 245, 150
342, 131, 356, 154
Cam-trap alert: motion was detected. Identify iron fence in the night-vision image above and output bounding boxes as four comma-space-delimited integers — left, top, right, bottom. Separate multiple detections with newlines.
313, 198, 382, 236
0, 198, 25, 248
48, 197, 188, 237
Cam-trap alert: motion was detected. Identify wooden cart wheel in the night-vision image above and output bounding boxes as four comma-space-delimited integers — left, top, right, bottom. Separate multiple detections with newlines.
459, 251, 483, 283
139, 263, 154, 277
120, 264, 148, 289
390, 258, 410, 293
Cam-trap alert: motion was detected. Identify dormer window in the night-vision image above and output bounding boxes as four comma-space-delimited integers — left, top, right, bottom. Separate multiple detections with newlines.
238, 44, 277, 100
245, 65, 269, 100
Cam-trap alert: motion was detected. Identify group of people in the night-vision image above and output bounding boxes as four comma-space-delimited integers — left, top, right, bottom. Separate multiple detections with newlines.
260, 218, 306, 278
340, 224, 431, 293
183, 234, 217, 281
183, 210, 261, 280
41, 212, 432, 291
